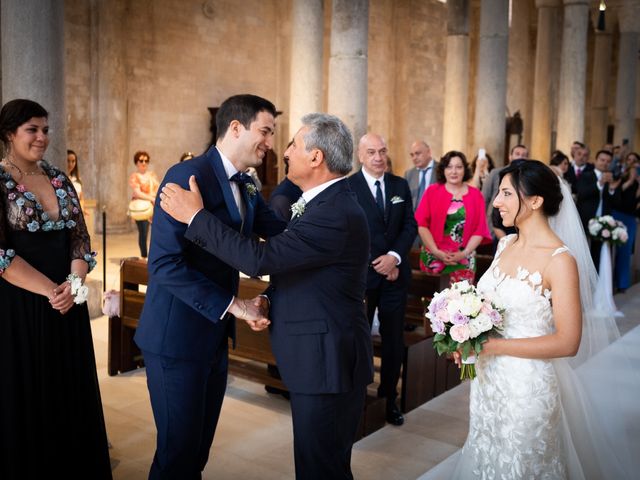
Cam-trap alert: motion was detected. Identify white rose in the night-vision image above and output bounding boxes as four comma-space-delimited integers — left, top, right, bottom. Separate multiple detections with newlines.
588, 222, 602, 236
447, 299, 462, 316
460, 293, 482, 317
454, 280, 471, 292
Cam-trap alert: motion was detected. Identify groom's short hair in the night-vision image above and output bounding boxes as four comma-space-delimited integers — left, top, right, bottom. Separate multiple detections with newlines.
216, 94, 277, 140
301, 113, 353, 175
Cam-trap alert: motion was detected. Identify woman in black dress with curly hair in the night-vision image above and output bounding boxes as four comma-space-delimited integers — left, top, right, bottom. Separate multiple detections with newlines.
0, 99, 111, 479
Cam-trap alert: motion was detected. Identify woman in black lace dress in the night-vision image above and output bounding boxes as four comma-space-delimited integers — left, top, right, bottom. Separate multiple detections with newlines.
0, 99, 111, 479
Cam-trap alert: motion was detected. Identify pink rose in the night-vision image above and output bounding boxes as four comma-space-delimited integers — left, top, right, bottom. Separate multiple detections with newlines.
601, 229, 611, 238
450, 324, 470, 343
436, 309, 450, 324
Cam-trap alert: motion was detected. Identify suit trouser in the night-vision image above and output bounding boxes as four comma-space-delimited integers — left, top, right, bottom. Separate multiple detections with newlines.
289, 385, 367, 480
613, 210, 637, 290
143, 345, 228, 480
365, 283, 407, 402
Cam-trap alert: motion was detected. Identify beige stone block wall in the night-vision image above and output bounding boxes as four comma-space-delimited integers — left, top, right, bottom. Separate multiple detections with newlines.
65, 0, 291, 200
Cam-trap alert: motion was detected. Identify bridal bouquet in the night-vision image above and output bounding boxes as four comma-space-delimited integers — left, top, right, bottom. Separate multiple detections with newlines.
588, 215, 628, 246
425, 280, 504, 380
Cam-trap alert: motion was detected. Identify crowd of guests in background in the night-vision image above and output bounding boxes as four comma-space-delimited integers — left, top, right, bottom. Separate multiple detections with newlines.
404, 138, 639, 294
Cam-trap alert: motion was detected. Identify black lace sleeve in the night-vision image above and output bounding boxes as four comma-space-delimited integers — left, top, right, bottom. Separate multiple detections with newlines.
0, 176, 16, 275
43, 163, 96, 272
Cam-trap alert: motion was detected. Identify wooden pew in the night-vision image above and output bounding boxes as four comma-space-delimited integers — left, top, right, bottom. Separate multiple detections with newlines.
107, 259, 385, 438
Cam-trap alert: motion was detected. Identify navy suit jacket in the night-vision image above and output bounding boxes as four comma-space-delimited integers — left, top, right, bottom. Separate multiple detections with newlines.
134, 147, 286, 362
348, 171, 417, 290
575, 169, 619, 230
185, 179, 374, 394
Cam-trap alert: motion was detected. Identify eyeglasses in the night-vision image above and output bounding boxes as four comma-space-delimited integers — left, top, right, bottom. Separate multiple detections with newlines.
138, 159, 150, 164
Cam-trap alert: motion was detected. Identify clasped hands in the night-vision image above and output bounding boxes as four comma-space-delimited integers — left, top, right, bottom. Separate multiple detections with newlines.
371, 254, 399, 282
434, 249, 466, 265
229, 295, 271, 332
48, 281, 75, 315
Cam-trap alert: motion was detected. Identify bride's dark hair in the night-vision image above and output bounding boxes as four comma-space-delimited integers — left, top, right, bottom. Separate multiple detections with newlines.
499, 160, 563, 223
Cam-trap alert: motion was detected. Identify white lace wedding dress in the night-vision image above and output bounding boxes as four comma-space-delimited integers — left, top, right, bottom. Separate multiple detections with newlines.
452, 235, 635, 479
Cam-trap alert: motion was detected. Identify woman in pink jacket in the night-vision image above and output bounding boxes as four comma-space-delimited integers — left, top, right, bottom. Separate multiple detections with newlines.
415, 150, 491, 284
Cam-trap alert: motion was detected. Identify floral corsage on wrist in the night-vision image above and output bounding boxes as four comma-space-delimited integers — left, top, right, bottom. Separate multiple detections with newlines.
67, 273, 89, 304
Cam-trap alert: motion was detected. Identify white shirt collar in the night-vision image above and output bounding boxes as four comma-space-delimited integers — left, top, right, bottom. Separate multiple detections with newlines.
419, 160, 434, 171
217, 147, 240, 180
361, 168, 384, 189
302, 177, 347, 204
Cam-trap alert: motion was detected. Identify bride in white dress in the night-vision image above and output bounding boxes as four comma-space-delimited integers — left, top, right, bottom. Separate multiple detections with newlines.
451, 160, 636, 479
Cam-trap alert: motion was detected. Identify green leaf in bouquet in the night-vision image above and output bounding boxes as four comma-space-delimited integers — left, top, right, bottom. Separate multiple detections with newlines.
434, 333, 446, 342
462, 341, 471, 360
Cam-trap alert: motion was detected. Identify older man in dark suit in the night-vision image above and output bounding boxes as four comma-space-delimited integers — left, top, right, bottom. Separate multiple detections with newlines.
135, 94, 286, 478
348, 133, 417, 426
160, 113, 373, 480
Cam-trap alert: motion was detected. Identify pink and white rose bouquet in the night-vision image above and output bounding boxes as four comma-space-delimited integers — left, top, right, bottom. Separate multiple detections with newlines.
426, 280, 504, 380
588, 215, 628, 246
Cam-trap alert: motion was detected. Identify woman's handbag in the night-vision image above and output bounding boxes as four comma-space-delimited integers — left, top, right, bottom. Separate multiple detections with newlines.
127, 199, 154, 221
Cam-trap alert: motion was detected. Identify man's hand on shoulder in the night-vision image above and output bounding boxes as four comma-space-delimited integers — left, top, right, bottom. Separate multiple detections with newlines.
160, 175, 204, 224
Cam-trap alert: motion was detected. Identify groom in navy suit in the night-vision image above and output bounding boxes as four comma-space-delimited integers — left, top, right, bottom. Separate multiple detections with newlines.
135, 94, 286, 479
160, 113, 374, 480
348, 133, 417, 426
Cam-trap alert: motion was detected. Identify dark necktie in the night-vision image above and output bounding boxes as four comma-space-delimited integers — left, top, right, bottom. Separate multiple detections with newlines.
375, 180, 385, 214
230, 171, 251, 186
418, 166, 431, 202
230, 172, 254, 233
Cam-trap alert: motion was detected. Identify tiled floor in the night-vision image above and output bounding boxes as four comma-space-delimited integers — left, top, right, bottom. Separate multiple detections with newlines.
89, 231, 640, 479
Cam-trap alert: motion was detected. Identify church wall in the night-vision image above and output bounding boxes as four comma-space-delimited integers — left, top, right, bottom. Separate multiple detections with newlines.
65, 0, 290, 201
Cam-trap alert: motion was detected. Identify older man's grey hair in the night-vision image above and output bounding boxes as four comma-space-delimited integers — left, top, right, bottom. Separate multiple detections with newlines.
301, 113, 353, 175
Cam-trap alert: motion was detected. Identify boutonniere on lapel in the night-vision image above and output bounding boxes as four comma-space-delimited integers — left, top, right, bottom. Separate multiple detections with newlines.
245, 183, 257, 197
390, 196, 405, 204
290, 197, 306, 218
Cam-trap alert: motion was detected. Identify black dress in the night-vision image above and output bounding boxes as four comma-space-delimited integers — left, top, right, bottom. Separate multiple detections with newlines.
0, 162, 111, 479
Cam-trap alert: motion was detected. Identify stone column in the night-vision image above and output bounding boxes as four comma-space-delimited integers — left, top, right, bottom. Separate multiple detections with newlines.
588, 10, 614, 151
289, 0, 324, 140
473, 0, 509, 165
1, 0, 66, 168
327, 0, 368, 167
614, 2, 640, 149
94, 0, 130, 232
556, 0, 589, 153
442, 0, 470, 153
531, 0, 562, 161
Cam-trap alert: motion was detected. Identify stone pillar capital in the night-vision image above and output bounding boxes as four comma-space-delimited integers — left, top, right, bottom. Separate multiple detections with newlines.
562, 0, 588, 6
535, 0, 561, 8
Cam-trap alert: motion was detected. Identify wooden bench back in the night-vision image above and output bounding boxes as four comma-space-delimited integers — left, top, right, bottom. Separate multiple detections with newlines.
119, 258, 148, 329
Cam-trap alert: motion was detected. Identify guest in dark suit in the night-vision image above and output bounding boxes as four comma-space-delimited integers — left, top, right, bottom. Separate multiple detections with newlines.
134, 94, 286, 479
575, 149, 620, 270
348, 133, 417, 426
160, 113, 374, 480
564, 142, 594, 191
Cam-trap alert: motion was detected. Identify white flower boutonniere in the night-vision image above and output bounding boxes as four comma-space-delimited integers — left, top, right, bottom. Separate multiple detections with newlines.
390, 196, 405, 204
245, 183, 257, 197
291, 197, 307, 219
